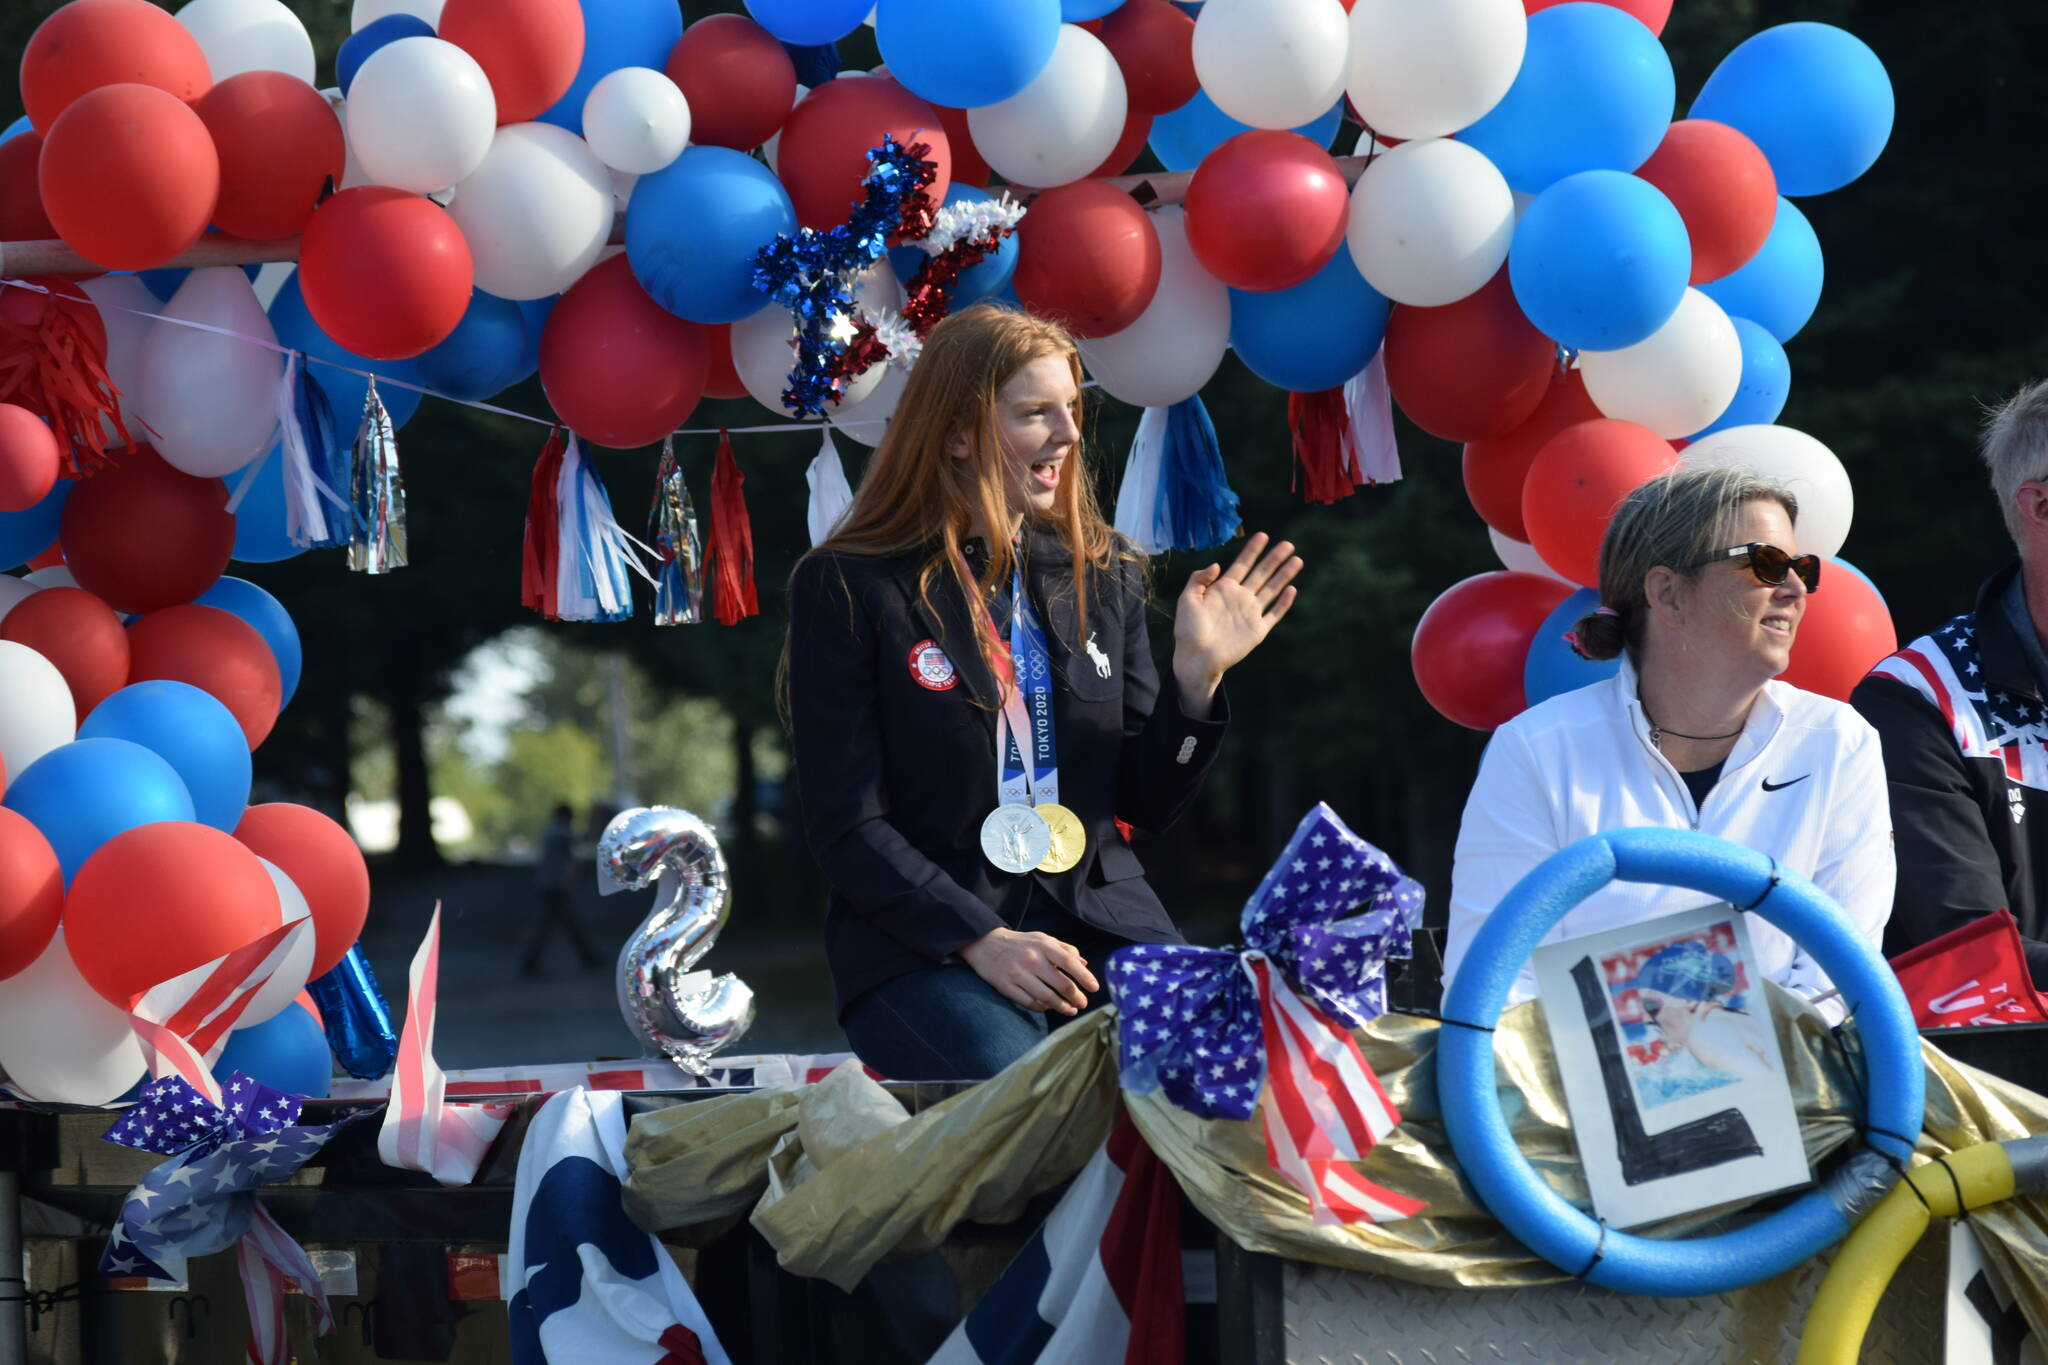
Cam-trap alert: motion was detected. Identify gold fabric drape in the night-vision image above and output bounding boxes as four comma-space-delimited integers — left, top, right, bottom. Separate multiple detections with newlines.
623, 993, 2048, 1336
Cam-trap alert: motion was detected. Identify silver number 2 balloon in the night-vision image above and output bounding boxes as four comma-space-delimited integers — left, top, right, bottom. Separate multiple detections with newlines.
597, 807, 755, 1076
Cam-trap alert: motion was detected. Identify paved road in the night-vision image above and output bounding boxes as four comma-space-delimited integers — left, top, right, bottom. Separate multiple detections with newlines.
357, 862, 845, 1072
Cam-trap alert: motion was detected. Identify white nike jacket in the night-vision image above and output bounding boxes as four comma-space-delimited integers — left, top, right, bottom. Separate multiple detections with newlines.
1443, 658, 1895, 1025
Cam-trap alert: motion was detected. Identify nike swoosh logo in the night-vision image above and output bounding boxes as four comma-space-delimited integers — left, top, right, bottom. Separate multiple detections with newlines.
1761, 775, 1810, 792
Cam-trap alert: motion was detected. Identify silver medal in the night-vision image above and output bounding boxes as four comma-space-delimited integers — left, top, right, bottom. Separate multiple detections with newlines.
981, 803, 1053, 874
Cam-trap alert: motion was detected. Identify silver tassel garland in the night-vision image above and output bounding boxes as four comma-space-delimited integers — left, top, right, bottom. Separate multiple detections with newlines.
649, 436, 704, 625
348, 376, 407, 573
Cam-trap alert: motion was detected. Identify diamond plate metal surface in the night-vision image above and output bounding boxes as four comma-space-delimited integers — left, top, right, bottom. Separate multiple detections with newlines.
1278, 1225, 1949, 1365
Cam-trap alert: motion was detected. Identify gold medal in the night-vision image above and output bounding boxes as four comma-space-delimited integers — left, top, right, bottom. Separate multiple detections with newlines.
1034, 802, 1086, 873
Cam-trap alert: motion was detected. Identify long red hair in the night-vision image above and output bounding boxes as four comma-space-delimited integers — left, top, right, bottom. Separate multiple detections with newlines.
790, 304, 1132, 692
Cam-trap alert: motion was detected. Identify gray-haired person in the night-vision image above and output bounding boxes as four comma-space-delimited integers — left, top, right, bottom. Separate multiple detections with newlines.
1446, 466, 1894, 1023
1854, 382, 2048, 983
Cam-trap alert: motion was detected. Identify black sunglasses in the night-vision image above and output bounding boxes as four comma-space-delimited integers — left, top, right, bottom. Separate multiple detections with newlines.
1696, 543, 1821, 592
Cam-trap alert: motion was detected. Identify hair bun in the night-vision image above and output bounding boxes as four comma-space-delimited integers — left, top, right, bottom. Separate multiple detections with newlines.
1567, 607, 1627, 661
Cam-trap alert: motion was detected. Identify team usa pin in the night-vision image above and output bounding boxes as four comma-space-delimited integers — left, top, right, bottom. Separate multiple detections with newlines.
909, 639, 957, 691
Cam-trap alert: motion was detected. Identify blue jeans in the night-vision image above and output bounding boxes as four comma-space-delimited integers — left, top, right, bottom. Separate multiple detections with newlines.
841, 897, 1128, 1082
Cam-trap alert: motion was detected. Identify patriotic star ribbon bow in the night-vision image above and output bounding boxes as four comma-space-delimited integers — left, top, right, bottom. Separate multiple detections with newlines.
101, 1074, 366, 1365
1108, 803, 1428, 1225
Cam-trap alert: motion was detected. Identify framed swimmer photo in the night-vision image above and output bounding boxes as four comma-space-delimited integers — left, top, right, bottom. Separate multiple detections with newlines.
1531, 903, 1809, 1229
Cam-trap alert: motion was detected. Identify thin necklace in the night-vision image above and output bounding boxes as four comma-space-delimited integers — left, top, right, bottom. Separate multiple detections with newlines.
1642, 708, 1743, 751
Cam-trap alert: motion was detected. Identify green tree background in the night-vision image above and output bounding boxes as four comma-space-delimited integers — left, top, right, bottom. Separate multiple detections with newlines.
6, 0, 2041, 947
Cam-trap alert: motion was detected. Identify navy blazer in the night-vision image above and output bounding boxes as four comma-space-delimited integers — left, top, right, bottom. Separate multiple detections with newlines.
786, 527, 1228, 1013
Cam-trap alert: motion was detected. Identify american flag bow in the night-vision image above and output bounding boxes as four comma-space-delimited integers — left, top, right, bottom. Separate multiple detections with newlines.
1107, 803, 1427, 1225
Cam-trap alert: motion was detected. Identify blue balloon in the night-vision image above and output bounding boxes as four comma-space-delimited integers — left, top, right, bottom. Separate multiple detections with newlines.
1149, 88, 1342, 173
269, 273, 424, 444
337, 14, 435, 95
1525, 587, 1621, 708
216, 1002, 332, 1098
1, 739, 195, 885
1698, 197, 1823, 344
744, 0, 868, 45
627, 146, 799, 323
1460, 4, 1675, 194
1689, 23, 1893, 197
226, 448, 305, 565
2, 115, 29, 143
889, 184, 1019, 305
0, 479, 71, 571
536, 0, 686, 135
1510, 170, 1691, 351
414, 290, 529, 401
1688, 318, 1790, 440
1229, 253, 1391, 394
512, 296, 558, 384
79, 682, 251, 833
875, 0, 1061, 110
193, 577, 302, 706
1063, 0, 1127, 16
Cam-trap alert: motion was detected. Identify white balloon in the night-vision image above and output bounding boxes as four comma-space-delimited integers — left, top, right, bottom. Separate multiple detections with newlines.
0, 576, 37, 630
1489, 527, 1570, 583
1076, 207, 1230, 407
1346, 0, 1527, 141
0, 644, 76, 783
731, 291, 888, 420
351, 0, 443, 29
1679, 424, 1855, 560
346, 37, 497, 194
968, 26, 1127, 189
1581, 289, 1743, 439
1193, 0, 1350, 131
234, 859, 317, 1026
176, 0, 316, 84
1345, 138, 1513, 307
582, 67, 692, 176
21, 567, 78, 591
78, 273, 160, 441
448, 123, 613, 300
610, 169, 638, 212
321, 89, 375, 191
0, 931, 147, 1105
830, 361, 909, 448
134, 268, 284, 478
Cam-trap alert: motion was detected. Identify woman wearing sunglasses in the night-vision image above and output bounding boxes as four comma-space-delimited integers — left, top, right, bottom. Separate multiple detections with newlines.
1442, 465, 1894, 1024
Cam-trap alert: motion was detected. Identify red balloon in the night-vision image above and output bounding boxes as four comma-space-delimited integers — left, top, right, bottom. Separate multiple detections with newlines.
1383, 271, 1556, 443
664, 14, 797, 151
1012, 181, 1162, 339
933, 104, 992, 188
1462, 368, 1602, 541
1089, 110, 1155, 179
1522, 418, 1678, 587
127, 604, 282, 748
65, 821, 281, 1009
26, 542, 64, 571
19, 0, 212, 132
60, 447, 233, 614
1635, 120, 1778, 285
439, 0, 586, 124
234, 803, 371, 979
38, 83, 220, 272
0, 403, 62, 513
1099, 0, 1199, 116
1782, 563, 1898, 702
299, 187, 475, 361
540, 255, 710, 449
1413, 571, 1574, 730
0, 587, 130, 718
0, 807, 62, 981
1183, 131, 1348, 292
1525, 0, 1671, 37
777, 78, 953, 231
0, 133, 57, 242
194, 72, 347, 241
703, 322, 748, 401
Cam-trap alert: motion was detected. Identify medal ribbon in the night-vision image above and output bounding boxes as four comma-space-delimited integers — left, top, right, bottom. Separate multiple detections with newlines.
958, 551, 1056, 810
